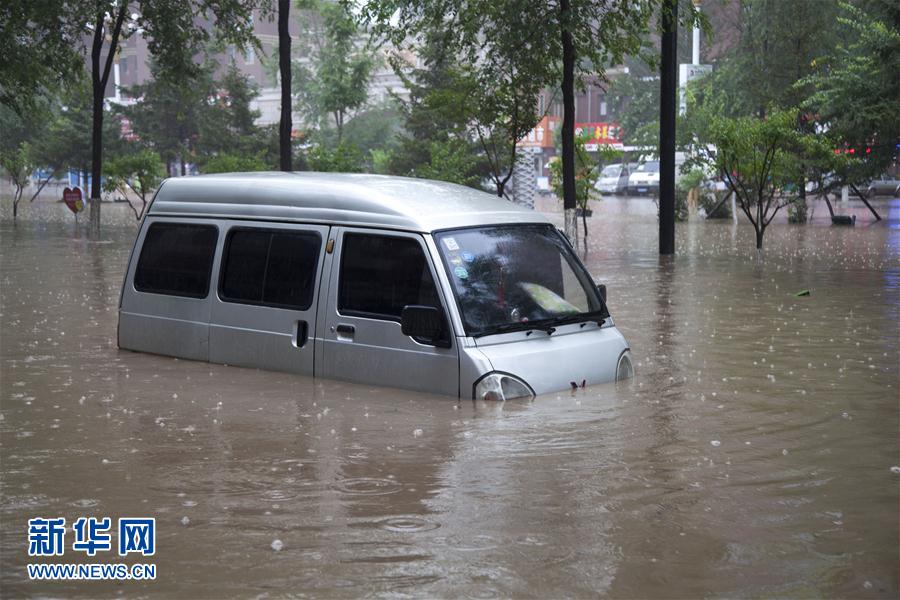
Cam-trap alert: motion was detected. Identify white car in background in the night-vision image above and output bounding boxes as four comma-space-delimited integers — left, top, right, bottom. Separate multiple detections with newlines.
627, 160, 660, 195
595, 163, 631, 194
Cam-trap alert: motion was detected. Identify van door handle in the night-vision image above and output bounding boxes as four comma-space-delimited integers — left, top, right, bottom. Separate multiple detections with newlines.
335, 323, 355, 341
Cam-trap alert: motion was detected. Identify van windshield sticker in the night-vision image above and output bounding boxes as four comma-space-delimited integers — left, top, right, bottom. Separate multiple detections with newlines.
449, 256, 462, 266
443, 237, 459, 251
454, 266, 469, 279
461, 251, 475, 263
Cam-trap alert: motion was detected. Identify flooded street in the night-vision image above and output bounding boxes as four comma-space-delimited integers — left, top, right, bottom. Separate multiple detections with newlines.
2, 197, 898, 597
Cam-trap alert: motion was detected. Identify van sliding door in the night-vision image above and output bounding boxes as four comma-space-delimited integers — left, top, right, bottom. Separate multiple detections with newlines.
209, 223, 330, 376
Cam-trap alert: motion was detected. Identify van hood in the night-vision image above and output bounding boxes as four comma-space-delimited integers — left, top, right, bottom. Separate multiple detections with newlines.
473, 323, 629, 395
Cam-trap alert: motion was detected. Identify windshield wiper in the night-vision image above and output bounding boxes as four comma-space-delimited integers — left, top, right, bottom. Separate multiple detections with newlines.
471, 311, 605, 338
540, 310, 607, 329
472, 321, 541, 338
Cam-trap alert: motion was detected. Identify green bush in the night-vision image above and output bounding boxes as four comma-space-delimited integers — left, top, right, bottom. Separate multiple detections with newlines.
306, 141, 363, 172
203, 154, 268, 174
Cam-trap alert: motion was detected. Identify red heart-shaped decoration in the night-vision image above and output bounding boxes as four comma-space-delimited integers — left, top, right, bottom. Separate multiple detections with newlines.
63, 187, 84, 214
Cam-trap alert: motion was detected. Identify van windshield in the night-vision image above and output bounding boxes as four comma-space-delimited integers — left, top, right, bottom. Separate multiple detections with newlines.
434, 225, 606, 337
601, 165, 621, 177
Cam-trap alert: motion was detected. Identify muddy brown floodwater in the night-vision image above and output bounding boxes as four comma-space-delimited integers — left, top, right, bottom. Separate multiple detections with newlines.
1, 196, 898, 598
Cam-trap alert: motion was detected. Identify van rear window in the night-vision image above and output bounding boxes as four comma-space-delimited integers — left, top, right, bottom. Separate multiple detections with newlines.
220, 229, 321, 310
134, 223, 218, 298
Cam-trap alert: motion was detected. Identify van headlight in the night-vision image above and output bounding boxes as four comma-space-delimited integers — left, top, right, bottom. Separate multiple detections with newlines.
616, 350, 634, 381
473, 372, 535, 401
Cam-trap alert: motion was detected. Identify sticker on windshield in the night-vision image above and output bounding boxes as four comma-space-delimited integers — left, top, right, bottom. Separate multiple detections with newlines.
449, 256, 462, 266
461, 251, 475, 263
443, 237, 459, 251
454, 266, 469, 279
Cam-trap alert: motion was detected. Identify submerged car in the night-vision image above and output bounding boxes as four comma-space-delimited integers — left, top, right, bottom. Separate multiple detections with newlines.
627, 161, 660, 195
595, 163, 631, 194
118, 173, 633, 400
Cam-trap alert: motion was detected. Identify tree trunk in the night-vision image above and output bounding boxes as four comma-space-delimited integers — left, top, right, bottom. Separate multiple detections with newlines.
755, 227, 764, 249
659, 0, 678, 255
13, 187, 22, 220
278, 0, 292, 172
88, 4, 127, 239
560, 0, 577, 245
89, 74, 104, 238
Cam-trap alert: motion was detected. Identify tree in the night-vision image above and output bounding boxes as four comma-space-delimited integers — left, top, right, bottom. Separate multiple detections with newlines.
103, 149, 165, 219
0, 141, 34, 220
294, 0, 375, 143
703, 0, 841, 120
365, 0, 660, 243
0, 1, 83, 115
203, 153, 268, 174
691, 109, 836, 249
122, 65, 212, 177
549, 137, 599, 240
61, 0, 264, 238
386, 34, 486, 185
278, 0, 293, 171
801, 0, 900, 192
416, 139, 482, 187
197, 62, 273, 167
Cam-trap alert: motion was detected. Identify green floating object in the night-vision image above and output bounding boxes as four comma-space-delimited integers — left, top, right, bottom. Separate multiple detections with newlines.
796, 290, 810, 297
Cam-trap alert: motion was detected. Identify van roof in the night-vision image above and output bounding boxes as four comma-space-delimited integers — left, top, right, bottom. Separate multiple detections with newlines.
148, 172, 548, 233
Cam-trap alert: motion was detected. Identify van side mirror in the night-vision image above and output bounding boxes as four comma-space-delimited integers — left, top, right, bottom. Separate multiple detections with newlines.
401, 305, 447, 346
596, 283, 607, 303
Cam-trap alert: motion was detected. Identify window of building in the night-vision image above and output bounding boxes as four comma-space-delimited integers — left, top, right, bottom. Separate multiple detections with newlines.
220, 228, 321, 310
338, 234, 441, 321
600, 100, 608, 117
134, 223, 218, 298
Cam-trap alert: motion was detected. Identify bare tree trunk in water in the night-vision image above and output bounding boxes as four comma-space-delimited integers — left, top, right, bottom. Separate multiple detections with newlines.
560, 0, 577, 247
278, 0, 292, 171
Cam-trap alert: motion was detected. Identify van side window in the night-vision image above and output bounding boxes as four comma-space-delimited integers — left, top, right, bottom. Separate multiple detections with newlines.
339, 234, 441, 320
134, 223, 218, 298
220, 229, 320, 310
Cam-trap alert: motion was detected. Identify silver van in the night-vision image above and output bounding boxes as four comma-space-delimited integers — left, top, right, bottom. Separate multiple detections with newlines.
118, 173, 633, 400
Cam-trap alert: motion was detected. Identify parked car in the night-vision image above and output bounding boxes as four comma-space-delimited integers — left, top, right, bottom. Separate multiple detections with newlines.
627, 160, 660, 195
118, 173, 633, 400
867, 174, 900, 197
595, 163, 631, 194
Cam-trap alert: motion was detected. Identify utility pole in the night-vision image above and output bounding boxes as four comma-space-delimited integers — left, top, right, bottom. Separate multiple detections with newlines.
659, 0, 678, 255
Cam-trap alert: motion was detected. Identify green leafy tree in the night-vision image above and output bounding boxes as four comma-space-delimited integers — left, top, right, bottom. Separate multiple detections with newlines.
801, 0, 900, 193
0, 141, 34, 220
549, 137, 599, 239
42, 0, 265, 237
416, 139, 483, 187
121, 66, 211, 177
0, 1, 84, 115
306, 140, 363, 172
366, 0, 672, 243
103, 149, 166, 219
341, 102, 404, 171
203, 153, 269, 174
197, 62, 275, 168
294, 0, 376, 143
691, 109, 841, 249
386, 35, 486, 186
